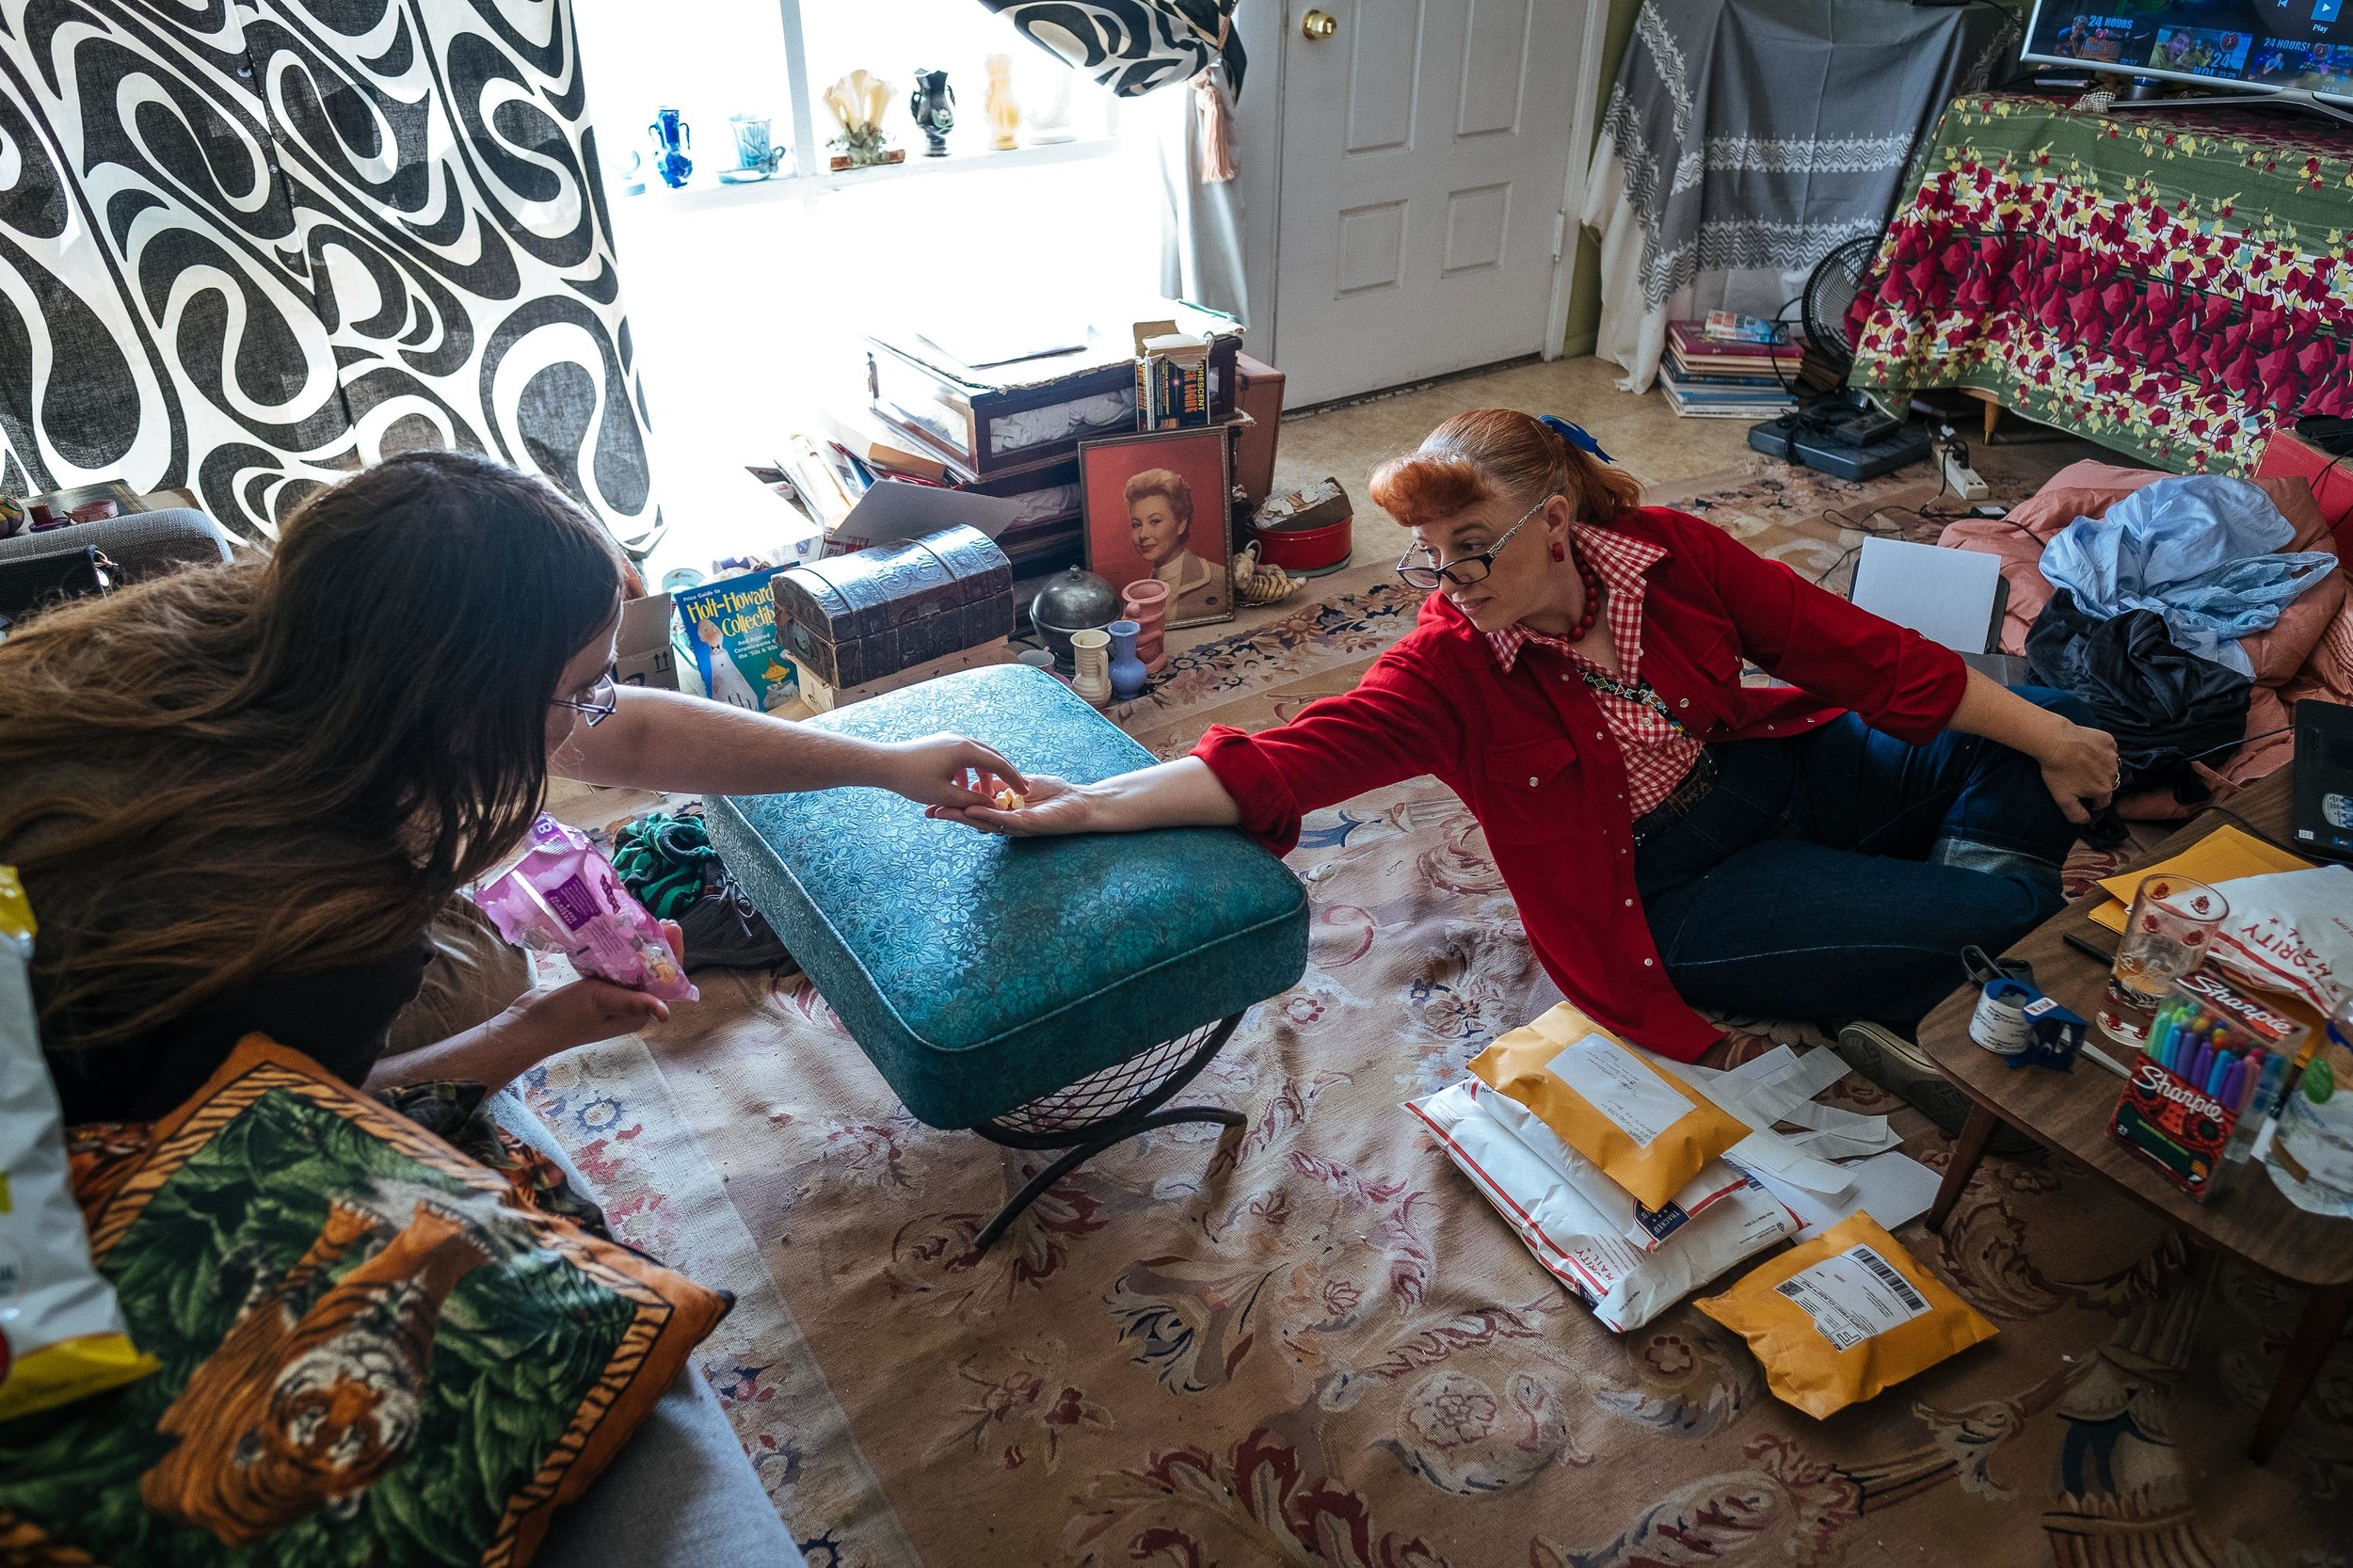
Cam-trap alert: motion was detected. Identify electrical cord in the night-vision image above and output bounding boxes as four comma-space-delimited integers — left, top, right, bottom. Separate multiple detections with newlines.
1810, 459, 1961, 587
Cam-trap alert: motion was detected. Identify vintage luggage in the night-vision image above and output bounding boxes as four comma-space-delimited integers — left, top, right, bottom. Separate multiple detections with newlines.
1232, 353, 1285, 506
773, 524, 1015, 689
865, 298, 1242, 476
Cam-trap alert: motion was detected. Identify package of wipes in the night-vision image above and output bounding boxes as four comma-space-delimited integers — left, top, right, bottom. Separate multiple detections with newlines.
475, 815, 697, 1003
1407, 1079, 1798, 1333
1468, 1004, 1750, 1211
2207, 865, 2353, 1016
0, 868, 159, 1421
1696, 1212, 1996, 1417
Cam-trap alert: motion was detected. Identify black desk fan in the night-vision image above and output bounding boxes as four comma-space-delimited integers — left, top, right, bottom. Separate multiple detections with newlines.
1746, 235, 1934, 480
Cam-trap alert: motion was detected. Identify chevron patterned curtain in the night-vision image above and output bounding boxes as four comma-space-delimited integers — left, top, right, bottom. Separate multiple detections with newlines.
978, 0, 1246, 96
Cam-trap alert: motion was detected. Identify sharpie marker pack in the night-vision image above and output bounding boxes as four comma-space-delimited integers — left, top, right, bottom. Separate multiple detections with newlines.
2109, 968, 2309, 1200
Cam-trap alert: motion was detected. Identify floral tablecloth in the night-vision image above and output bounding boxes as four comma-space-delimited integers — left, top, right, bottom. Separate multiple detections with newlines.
1849, 92, 2353, 474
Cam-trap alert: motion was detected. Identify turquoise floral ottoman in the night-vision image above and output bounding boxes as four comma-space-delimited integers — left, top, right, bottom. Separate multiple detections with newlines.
706, 664, 1308, 1248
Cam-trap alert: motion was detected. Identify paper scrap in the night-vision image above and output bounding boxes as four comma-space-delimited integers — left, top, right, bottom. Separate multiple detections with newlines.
1748, 1150, 1943, 1242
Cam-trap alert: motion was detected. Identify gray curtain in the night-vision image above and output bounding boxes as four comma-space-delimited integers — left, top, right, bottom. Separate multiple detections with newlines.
0, 0, 659, 551
1155, 77, 1248, 323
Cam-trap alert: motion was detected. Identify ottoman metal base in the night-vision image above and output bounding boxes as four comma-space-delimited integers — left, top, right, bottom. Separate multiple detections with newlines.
966, 1015, 1246, 1252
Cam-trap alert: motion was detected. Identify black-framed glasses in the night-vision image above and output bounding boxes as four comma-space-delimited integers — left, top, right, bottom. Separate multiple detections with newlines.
552, 667, 619, 728
1394, 495, 1551, 592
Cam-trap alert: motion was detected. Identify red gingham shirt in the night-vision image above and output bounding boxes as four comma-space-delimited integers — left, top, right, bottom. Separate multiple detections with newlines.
1486, 525, 1704, 817
1192, 505, 1969, 1061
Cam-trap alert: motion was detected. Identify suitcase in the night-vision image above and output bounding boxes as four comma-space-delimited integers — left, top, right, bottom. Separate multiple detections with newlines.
864, 299, 1242, 476
772, 525, 1015, 689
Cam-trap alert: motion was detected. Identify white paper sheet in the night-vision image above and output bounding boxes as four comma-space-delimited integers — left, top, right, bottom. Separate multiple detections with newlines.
1749, 1150, 1944, 1241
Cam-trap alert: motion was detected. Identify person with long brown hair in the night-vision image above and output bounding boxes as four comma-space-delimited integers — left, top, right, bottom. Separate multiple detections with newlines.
4, 449, 1023, 1124
931, 408, 2120, 1114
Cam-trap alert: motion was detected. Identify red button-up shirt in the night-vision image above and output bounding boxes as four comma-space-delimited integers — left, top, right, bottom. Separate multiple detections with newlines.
1486, 523, 1703, 817
1193, 505, 1968, 1062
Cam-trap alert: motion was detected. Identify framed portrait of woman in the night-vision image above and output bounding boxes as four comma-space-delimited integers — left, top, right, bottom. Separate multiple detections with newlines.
1079, 426, 1234, 631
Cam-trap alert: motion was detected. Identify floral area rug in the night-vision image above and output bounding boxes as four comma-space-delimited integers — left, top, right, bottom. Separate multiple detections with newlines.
522, 456, 2346, 1567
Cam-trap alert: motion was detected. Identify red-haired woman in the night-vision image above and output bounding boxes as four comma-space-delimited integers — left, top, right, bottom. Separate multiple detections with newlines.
936, 408, 2119, 1111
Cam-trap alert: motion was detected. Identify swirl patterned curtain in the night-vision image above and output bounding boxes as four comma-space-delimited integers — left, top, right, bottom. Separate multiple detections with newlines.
979, 0, 1245, 96
0, 0, 657, 551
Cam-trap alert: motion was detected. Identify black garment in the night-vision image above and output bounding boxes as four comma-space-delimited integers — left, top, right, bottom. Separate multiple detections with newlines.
2025, 588, 2253, 802
42, 938, 432, 1124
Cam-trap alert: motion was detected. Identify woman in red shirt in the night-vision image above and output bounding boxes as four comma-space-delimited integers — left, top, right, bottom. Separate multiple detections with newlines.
939, 409, 2119, 1079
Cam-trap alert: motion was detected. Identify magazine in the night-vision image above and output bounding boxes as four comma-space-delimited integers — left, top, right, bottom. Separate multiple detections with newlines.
672, 568, 800, 712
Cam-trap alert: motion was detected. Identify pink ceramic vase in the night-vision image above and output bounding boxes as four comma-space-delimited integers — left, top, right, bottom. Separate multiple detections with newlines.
1122, 578, 1170, 674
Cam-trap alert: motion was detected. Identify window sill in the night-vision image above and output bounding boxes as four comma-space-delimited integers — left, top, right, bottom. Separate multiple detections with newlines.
615, 136, 1122, 214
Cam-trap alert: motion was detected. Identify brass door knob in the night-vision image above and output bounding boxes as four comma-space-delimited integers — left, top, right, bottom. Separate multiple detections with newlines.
1302, 8, 1337, 40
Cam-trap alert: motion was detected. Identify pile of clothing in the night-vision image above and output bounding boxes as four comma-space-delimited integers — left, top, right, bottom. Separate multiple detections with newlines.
1943, 464, 2352, 814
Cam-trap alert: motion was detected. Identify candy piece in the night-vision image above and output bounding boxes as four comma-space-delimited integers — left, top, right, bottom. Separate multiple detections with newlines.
993, 788, 1026, 810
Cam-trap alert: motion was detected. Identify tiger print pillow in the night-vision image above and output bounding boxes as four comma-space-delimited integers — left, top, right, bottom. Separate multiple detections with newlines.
0, 1035, 730, 1567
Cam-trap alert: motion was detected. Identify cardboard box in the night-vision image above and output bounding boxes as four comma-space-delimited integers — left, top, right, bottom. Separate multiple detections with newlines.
616, 591, 681, 692
2253, 426, 2353, 558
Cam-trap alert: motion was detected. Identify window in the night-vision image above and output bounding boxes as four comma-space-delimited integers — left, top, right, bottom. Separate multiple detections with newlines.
569, 0, 1167, 561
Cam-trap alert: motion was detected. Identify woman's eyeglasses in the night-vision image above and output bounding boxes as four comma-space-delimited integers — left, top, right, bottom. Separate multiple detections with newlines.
552, 668, 619, 728
1394, 496, 1550, 592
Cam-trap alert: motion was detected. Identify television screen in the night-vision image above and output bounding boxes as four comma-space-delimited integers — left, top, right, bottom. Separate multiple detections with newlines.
2022, 0, 2353, 103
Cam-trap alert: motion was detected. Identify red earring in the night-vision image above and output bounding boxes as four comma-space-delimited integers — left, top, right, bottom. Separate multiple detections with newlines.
1550, 542, 1566, 562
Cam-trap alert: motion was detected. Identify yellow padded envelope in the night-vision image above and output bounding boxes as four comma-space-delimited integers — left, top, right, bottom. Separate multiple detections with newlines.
1466, 1003, 1749, 1212
2089, 825, 2312, 934
1697, 1212, 1998, 1419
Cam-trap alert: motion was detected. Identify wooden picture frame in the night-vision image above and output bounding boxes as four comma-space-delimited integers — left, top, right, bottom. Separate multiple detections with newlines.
1079, 425, 1234, 631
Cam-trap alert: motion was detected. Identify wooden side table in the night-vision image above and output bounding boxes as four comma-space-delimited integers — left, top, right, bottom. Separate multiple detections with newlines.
1916, 770, 2353, 1464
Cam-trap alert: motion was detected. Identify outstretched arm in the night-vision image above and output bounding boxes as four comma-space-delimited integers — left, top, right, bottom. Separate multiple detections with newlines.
930, 647, 1462, 847
553, 686, 1026, 809
1677, 514, 2116, 822
929, 757, 1241, 836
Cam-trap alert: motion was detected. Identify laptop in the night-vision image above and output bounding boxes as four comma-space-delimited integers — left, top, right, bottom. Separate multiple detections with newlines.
2292, 698, 2353, 862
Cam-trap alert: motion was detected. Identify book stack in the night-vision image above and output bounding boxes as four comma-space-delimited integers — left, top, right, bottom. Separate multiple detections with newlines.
1660, 320, 1803, 419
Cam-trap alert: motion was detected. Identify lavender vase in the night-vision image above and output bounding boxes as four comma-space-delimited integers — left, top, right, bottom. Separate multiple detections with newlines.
1106, 619, 1148, 701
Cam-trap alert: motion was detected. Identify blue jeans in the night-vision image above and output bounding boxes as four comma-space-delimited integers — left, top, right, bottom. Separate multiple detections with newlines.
1634, 689, 2090, 1030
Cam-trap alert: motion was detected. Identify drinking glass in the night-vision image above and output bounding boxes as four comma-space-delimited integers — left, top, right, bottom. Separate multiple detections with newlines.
2096, 874, 2228, 1045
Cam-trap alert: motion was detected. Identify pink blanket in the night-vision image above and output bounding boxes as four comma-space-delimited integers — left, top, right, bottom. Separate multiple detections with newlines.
1940, 462, 2349, 813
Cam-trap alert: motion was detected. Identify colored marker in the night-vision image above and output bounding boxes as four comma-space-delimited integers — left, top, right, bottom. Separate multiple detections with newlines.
2222, 1054, 2249, 1112
2207, 1050, 2232, 1099
2189, 1042, 2214, 1090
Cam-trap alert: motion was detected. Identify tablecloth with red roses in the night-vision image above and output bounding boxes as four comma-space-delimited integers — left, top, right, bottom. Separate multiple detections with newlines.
1848, 91, 2353, 474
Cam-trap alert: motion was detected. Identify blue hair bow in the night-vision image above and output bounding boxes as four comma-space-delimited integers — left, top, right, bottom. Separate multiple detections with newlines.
1541, 414, 1613, 466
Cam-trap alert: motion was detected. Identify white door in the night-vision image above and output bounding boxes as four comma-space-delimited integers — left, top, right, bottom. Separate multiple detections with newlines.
1272, 0, 1595, 408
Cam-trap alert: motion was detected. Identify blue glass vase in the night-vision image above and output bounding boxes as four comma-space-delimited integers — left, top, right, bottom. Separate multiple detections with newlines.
648, 107, 693, 189
1106, 619, 1148, 701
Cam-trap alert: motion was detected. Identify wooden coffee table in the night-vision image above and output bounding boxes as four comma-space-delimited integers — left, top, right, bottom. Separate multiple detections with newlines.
1918, 769, 2353, 1464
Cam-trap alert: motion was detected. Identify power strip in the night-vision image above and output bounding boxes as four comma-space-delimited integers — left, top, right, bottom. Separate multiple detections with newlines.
1935, 431, 1989, 501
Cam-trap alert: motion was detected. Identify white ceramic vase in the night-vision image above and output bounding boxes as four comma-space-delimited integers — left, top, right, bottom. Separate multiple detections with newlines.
1068, 627, 1112, 707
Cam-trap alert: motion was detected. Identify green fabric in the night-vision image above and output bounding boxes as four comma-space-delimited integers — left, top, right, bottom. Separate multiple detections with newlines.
611, 810, 716, 920
1849, 91, 2353, 474
707, 665, 1308, 1128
